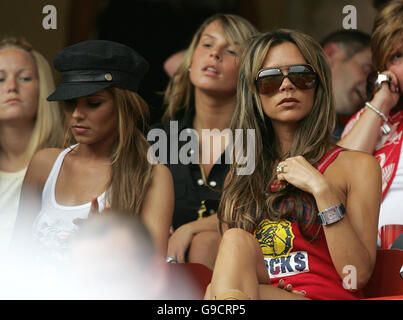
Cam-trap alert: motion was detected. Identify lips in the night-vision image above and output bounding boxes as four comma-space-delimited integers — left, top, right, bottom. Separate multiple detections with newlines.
4, 98, 21, 104
277, 97, 300, 105
202, 65, 219, 74
72, 125, 90, 129
72, 125, 90, 134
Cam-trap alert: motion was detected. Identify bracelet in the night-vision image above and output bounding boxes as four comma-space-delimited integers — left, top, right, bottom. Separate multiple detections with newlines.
365, 102, 391, 135
365, 102, 387, 121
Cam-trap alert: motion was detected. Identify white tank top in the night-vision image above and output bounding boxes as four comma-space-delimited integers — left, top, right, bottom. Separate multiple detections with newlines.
0, 167, 27, 256
32, 144, 108, 261
378, 146, 403, 246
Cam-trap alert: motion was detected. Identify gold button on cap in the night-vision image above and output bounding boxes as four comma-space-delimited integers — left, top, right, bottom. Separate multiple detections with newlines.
104, 73, 113, 81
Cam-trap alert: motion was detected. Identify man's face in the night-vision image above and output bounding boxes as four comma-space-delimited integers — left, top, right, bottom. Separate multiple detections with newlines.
330, 46, 373, 116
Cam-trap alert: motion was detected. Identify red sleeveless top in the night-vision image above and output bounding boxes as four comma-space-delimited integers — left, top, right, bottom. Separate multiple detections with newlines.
254, 147, 363, 300
342, 105, 403, 201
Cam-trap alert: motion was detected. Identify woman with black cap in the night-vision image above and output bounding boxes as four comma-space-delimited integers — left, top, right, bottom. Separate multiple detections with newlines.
12, 40, 174, 261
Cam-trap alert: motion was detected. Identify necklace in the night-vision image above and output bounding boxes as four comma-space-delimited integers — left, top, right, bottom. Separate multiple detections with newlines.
196, 163, 222, 219
193, 116, 225, 219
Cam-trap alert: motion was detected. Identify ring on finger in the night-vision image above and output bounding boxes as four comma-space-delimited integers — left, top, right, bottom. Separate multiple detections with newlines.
166, 256, 177, 263
375, 73, 391, 91
276, 165, 285, 174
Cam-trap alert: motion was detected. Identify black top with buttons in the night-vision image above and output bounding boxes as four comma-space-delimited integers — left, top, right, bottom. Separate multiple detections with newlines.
150, 108, 229, 230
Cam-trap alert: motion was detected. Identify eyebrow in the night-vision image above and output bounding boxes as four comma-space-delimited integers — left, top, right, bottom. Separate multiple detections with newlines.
0, 68, 33, 73
388, 46, 402, 59
201, 34, 216, 40
390, 47, 403, 55
201, 34, 240, 47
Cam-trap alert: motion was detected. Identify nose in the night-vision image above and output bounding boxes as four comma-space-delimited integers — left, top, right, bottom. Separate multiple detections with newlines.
6, 77, 18, 93
209, 48, 221, 61
279, 75, 296, 92
71, 101, 86, 120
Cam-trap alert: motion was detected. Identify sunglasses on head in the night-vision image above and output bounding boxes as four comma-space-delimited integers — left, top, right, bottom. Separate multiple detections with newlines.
255, 64, 318, 95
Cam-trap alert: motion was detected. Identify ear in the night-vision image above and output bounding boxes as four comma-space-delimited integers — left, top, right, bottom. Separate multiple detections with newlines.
323, 42, 341, 67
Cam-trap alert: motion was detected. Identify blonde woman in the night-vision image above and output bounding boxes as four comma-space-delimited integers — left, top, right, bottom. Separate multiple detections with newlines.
205, 29, 381, 300
153, 14, 258, 269
13, 40, 173, 261
0, 36, 63, 254
339, 0, 403, 249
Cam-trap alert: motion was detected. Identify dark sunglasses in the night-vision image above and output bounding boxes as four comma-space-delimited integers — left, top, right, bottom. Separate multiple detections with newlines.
255, 64, 318, 94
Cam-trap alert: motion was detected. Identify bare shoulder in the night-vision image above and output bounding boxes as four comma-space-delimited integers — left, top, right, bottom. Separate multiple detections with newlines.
142, 164, 174, 217
336, 149, 380, 171
332, 149, 381, 184
151, 163, 173, 183
29, 148, 64, 171
25, 147, 64, 188
31, 147, 63, 163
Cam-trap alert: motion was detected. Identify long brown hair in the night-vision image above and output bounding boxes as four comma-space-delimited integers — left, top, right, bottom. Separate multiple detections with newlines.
219, 29, 336, 238
64, 87, 153, 214
162, 13, 258, 121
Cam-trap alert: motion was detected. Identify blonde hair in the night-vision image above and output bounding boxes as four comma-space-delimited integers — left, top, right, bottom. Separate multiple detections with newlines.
371, 0, 403, 71
64, 87, 153, 214
0, 36, 63, 161
162, 13, 258, 121
219, 29, 335, 237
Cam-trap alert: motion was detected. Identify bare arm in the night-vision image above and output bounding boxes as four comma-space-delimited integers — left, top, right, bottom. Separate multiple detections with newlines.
277, 152, 381, 289
167, 213, 220, 263
140, 164, 174, 257
10, 149, 61, 254
313, 153, 381, 289
338, 71, 400, 153
337, 108, 383, 153
167, 170, 230, 263
174, 213, 219, 239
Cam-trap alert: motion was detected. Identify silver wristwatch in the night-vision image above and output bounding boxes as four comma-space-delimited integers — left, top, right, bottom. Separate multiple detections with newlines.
318, 204, 345, 226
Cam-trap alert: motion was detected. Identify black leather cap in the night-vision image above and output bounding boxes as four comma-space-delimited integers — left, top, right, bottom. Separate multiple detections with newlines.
47, 40, 149, 101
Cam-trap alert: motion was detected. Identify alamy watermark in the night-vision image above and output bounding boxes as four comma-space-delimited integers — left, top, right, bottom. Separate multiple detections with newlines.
342, 5, 357, 30
146, 121, 256, 175
342, 265, 357, 290
42, 5, 57, 30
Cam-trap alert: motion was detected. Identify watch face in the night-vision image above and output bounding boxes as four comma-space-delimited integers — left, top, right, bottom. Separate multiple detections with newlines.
320, 205, 345, 225
327, 210, 338, 223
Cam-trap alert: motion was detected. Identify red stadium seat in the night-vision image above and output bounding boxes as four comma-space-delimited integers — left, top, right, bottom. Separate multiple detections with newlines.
363, 249, 403, 299
165, 263, 212, 299
167, 253, 403, 300
380, 224, 403, 249
182, 262, 213, 293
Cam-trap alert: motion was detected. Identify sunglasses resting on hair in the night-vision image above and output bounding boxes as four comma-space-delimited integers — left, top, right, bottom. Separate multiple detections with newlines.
255, 64, 318, 95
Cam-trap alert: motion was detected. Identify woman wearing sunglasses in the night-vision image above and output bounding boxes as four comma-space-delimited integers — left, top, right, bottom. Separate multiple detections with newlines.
205, 29, 381, 300
339, 1, 403, 249
154, 14, 258, 269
